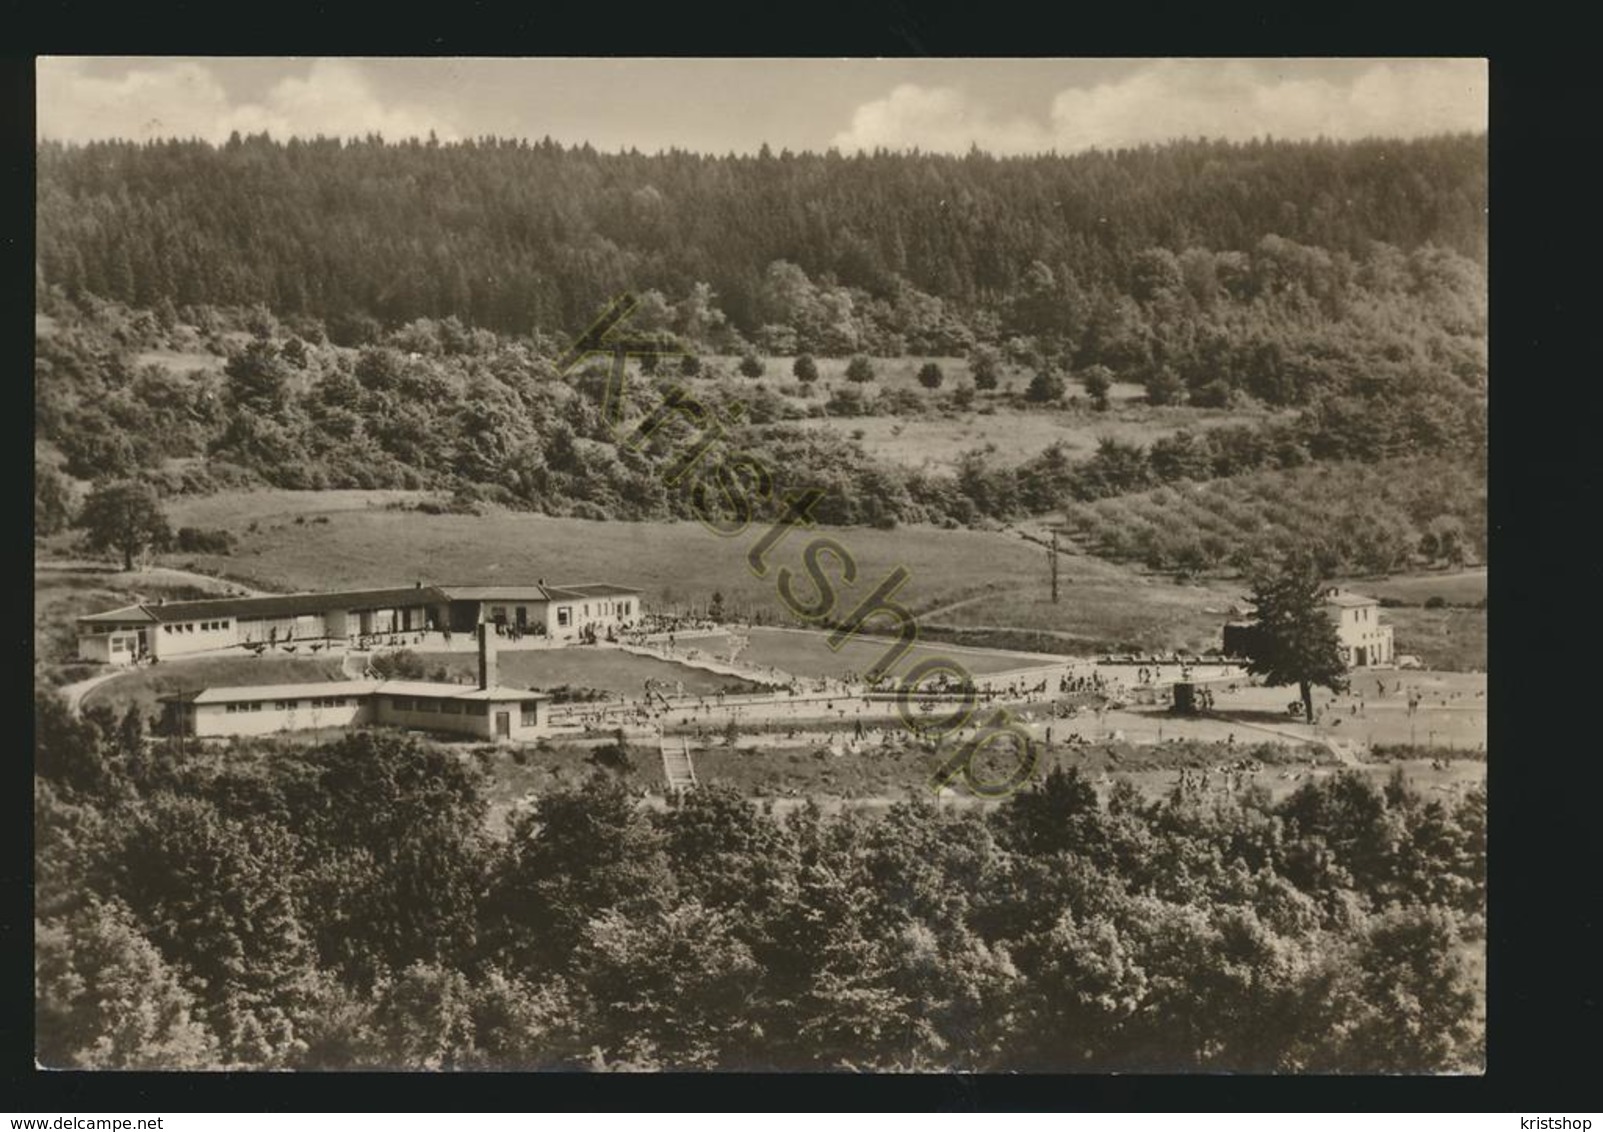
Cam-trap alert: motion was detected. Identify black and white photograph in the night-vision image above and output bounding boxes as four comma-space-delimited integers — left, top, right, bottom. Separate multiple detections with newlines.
31, 56, 1489, 1077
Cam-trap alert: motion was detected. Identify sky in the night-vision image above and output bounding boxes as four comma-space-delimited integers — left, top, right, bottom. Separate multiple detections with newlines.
36, 57, 1488, 156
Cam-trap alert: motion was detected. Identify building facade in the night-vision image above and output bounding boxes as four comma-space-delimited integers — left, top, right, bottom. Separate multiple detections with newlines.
1324, 588, 1394, 668
1222, 586, 1395, 668
160, 680, 549, 741
437, 583, 642, 642
159, 625, 548, 741
77, 581, 644, 665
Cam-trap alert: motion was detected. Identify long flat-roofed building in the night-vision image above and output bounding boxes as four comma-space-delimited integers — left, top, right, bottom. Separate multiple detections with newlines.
77, 580, 644, 665
159, 625, 548, 741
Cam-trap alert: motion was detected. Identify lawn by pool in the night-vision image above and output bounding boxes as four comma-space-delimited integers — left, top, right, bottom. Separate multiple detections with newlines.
420, 648, 764, 699
684, 626, 1054, 681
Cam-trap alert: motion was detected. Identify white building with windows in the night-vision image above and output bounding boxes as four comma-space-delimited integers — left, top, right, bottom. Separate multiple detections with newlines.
77, 580, 644, 665
1323, 587, 1395, 668
159, 625, 549, 741
1221, 586, 1395, 668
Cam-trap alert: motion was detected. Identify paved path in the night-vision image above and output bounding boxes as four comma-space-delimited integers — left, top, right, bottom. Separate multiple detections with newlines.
1208, 712, 1365, 766
915, 590, 1007, 622
58, 668, 127, 717
44, 560, 264, 718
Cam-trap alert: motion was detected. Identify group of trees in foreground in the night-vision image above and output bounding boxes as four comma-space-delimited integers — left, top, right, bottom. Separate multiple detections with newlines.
37, 691, 1484, 1073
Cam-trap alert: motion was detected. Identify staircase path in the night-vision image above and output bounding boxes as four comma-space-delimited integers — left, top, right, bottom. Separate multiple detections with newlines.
659, 731, 698, 792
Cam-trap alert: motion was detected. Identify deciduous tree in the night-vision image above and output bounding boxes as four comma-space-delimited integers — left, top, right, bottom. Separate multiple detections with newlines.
36, 898, 217, 1069
77, 479, 170, 571
1241, 552, 1350, 722
1079, 365, 1113, 410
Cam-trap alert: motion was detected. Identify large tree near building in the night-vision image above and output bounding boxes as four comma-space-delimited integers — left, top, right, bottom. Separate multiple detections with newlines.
1241, 552, 1349, 723
77, 479, 171, 571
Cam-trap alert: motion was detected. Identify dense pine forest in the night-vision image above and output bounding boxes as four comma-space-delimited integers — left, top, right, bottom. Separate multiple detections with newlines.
37, 133, 1485, 339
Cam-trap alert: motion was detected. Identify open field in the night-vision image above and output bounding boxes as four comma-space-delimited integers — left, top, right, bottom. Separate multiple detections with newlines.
80, 655, 347, 718
1385, 606, 1488, 672
925, 566, 1247, 655
155, 489, 432, 534
1345, 568, 1487, 607
1199, 669, 1486, 750
157, 491, 1242, 655
806, 405, 1280, 473
420, 648, 765, 699
133, 347, 225, 376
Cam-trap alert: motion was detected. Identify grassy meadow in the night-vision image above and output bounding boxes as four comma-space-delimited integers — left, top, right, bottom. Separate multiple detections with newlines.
421, 648, 766, 699
690, 355, 1269, 473
46, 486, 1484, 677
805, 403, 1280, 474
1386, 607, 1488, 672
154, 490, 1243, 656
1347, 568, 1488, 607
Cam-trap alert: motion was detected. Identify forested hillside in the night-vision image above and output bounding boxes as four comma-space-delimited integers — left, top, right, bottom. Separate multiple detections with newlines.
36, 132, 1486, 562
37, 133, 1485, 341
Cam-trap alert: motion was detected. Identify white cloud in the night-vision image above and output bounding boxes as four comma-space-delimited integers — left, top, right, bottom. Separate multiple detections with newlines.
828, 82, 1053, 154
832, 60, 1487, 155
38, 58, 460, 144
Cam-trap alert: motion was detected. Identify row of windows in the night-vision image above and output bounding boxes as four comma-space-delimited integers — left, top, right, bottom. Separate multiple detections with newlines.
162, 620, 231, 635
548, 600, 636, 628
223, 697, 353, 713
486, 601, 635, 627
391, 697, 488, 717
212, 696, 540, 723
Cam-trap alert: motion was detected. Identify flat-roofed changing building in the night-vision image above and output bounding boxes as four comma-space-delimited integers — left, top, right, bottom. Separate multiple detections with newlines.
77, 580, 644, 666
159, 624, 549, 741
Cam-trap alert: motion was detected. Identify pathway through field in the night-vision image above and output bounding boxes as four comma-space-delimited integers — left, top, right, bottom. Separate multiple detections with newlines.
59, 668, 127, 717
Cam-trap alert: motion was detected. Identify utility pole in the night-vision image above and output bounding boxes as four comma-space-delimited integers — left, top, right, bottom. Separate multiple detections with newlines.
1050, 529, 1060, 604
